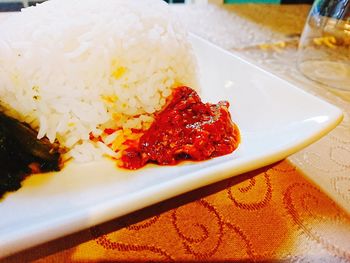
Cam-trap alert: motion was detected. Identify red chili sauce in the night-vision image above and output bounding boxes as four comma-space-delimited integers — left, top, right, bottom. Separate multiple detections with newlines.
120, 86, 240, 169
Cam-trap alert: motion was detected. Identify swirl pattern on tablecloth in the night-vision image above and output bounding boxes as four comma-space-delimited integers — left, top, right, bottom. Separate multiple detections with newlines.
331, 177, 350, 202
283, 182, 350, 259
227, 172, 272, 210
91, 224, 175, 261
171, 199, 254, 259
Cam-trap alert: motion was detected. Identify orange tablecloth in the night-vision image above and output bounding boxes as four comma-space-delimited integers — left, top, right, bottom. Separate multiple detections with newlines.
1, 4, 350, 262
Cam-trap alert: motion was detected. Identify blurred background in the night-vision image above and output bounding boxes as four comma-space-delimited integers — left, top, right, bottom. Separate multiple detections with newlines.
0, 0, 314, 12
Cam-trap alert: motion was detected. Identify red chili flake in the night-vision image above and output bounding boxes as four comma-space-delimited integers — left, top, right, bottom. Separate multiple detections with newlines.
104, 128, 116, 135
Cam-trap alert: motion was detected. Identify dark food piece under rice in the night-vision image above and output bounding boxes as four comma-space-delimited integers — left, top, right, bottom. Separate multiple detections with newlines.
120, 86, 240, 169
0, 112, 61, 199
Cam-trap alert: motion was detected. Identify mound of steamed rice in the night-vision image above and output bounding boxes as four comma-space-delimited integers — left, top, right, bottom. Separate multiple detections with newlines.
0, 0, 198, 162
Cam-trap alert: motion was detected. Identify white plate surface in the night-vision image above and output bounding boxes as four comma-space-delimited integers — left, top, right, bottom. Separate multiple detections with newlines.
0, 35, 343, 258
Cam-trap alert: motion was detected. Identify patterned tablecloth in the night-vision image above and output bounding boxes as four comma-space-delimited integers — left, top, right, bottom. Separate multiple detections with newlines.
1, 3, 350, 262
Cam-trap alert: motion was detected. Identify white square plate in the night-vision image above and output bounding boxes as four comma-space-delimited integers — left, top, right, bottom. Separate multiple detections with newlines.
0, 35, 343, 258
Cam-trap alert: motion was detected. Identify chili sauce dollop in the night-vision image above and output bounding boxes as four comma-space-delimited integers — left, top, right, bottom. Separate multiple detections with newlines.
120, 86, 240, 169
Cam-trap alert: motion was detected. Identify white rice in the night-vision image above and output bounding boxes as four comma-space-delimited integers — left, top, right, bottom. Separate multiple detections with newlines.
0, 0, 199, 162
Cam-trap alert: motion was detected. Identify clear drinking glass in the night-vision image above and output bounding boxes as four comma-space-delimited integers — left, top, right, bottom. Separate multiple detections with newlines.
297, 0, 350, 91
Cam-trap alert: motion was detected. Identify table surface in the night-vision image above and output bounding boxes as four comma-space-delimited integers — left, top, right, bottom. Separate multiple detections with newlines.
1, 3, 350, 262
